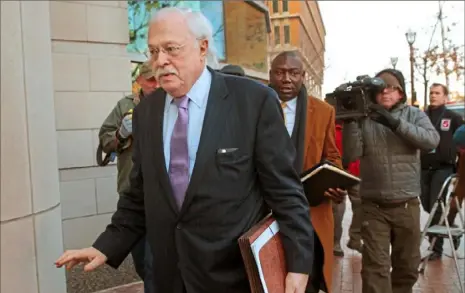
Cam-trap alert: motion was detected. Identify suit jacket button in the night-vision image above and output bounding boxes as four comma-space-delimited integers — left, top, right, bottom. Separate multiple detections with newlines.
176, 224, 182, 230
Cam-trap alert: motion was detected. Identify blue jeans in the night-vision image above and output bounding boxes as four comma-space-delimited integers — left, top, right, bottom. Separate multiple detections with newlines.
131, 236, 154, 293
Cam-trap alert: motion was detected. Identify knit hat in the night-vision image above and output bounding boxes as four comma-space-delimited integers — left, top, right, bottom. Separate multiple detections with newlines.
375, 69, 407, 102
138, 61, 156, 79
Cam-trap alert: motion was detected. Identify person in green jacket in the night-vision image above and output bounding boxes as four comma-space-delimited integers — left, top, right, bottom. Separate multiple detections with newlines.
98, 61, 158, 292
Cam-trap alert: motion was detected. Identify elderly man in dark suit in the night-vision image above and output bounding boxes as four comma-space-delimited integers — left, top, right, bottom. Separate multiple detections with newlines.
56, 7, 314, 293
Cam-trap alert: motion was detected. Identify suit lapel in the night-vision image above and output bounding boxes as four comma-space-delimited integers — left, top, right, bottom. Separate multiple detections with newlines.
292, 91, 308, 173
290, 97, 301, 142
180, 69, 229, 214
149, 88, 179, 214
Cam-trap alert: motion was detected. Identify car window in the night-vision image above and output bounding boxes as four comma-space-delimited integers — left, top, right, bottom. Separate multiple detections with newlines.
447, 106, 464, 118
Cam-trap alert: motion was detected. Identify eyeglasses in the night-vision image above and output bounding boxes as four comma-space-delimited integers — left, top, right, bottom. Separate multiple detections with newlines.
384, 85, 401, 93
149, 44, 187, 60
148, 38, 205, 61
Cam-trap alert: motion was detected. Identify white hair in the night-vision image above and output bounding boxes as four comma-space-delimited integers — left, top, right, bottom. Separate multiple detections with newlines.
150, 7, 219, 69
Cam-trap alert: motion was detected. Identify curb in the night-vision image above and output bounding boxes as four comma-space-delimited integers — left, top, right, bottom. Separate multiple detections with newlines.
93, 281, 142, 293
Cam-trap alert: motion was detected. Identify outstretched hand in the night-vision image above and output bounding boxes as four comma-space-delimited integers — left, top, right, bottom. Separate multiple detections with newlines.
55, 247, 107, 272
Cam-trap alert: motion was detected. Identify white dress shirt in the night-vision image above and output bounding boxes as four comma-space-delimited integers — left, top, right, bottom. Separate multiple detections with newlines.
280, 97, 297, 136
163, 66, 212, 179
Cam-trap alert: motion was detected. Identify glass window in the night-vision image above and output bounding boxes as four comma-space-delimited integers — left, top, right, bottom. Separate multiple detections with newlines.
282, 0, 288, 12
272, 0, 278, 13
127, 1, 226, 61
274, 26, 280, 45
198, 1, 225, 61
284, 25, 290, 44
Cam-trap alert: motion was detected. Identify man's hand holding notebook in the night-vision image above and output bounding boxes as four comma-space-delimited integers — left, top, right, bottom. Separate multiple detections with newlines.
301, 160, 361, 206
324, 187, 347, 204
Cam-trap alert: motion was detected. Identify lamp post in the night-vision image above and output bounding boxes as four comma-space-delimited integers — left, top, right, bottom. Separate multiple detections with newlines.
390, 57, 398, 69
405, 29, 417, 105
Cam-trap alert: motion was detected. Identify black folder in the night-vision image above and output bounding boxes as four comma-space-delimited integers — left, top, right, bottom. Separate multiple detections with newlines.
301, 161, 361, 207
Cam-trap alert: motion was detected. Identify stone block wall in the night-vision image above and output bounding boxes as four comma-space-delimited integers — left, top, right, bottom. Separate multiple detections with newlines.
49, 0, 131, 250
1, 2, 67, 292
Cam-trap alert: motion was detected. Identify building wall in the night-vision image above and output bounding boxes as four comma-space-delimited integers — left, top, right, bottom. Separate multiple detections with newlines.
222, 0, 270, 82
1, 2, 67, 292
299, 1, 325, 80
224, 1, 268, 73
267, 0, 326, 98
49, 0, 130, 250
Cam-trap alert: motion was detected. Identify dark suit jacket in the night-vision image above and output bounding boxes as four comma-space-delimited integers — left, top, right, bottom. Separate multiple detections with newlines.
93, 68, 314, 293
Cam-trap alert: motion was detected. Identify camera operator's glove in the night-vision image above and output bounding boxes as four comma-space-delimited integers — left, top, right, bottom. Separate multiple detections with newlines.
368, 104, 400, 131
118, 114, 133, 139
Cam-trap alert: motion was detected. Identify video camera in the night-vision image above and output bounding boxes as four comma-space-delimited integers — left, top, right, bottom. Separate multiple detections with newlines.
325, 75, 386, 120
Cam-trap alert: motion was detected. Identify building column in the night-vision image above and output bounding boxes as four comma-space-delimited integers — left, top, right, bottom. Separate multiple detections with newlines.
1, 1, 66, 293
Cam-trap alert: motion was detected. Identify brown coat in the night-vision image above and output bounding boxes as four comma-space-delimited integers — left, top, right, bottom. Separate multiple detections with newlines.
303, 96, 342, 293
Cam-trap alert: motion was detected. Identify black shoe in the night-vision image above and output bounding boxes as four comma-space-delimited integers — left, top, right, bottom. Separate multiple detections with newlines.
427, 251, 442, 261
453, 237, 461, 251
450, 224, 462, 251
347, 239, 363, 254
334, 244, 344, 257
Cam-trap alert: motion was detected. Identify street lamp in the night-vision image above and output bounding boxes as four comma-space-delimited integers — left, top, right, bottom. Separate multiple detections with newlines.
405, 29, 416, 45
405, 29, 417, 105
390, 57, 398, 69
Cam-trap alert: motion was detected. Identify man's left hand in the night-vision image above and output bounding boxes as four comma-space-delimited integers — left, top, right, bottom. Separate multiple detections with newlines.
324, 188, 347, 204
368, 104, 400, 131
285, 272, 309, 293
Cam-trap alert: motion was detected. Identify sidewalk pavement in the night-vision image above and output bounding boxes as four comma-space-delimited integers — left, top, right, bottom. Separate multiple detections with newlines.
94, 282, 143, 293
96, 199, 465, 293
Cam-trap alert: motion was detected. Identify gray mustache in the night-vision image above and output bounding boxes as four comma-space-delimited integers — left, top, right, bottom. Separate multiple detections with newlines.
156, 68, 179, 79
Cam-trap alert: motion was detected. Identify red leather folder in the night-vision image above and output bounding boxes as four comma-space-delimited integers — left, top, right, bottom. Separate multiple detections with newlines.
238, 214, 287, 293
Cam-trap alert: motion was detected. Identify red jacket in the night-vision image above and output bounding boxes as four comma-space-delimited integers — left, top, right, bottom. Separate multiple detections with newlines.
335, 124, 360, 176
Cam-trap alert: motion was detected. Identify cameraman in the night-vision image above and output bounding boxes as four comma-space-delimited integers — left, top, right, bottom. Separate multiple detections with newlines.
342, 69, 439, 293
420, 83, 464, 259
98, 61, 158, 293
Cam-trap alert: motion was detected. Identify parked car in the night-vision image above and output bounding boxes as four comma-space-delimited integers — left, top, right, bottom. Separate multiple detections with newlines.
446, 102, 465, 118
